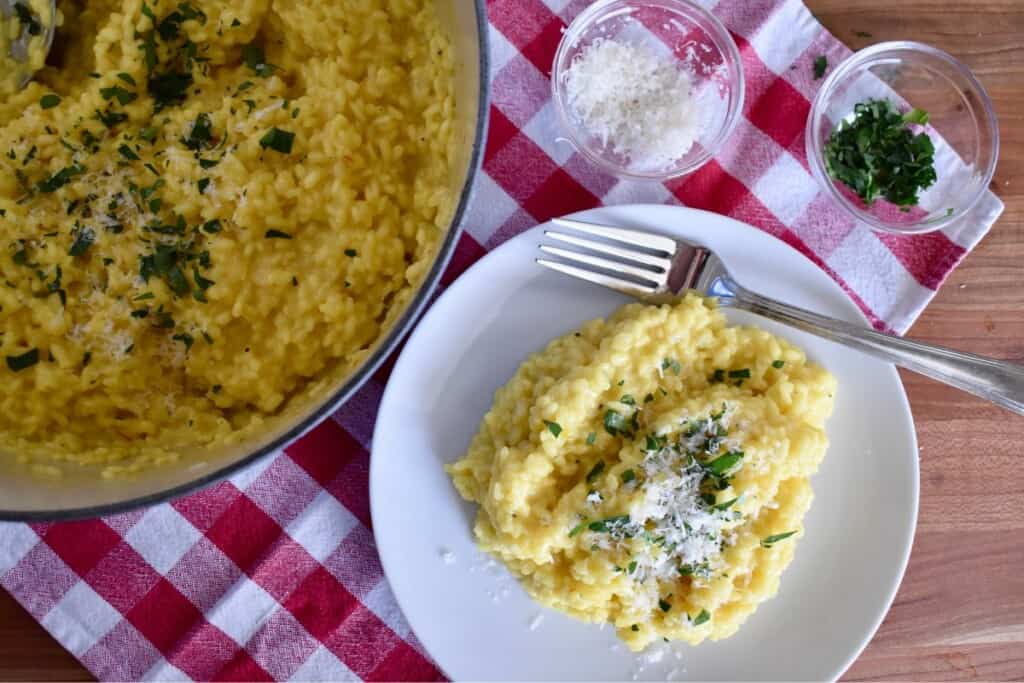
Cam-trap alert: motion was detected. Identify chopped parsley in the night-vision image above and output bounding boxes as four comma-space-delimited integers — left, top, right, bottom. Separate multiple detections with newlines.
100, 85, 138, 105
658, 598, 672, 613
621, 469, 636, 483
585, 460, 605, 483
544, 420, 562, 437
728, 368, 751, 379
118, 144, 140, 161
760, 530, 798, 548
68, 228, 96, 257
243, 43, 277, 77
587, 515, 630, 533
772, 360, 785, 369
568, 521, 587, 538
6, 348, 39, 372
823, 99, 937, 208
703, 451, 743, 476
585, 431, 596, 445
661, 357, 681, 375
36, 164, 86, 193
40, 94, 61, 109
201, 219, 222, 234
259, 127, 294, 154
264, 229, 291, 239
344, 248, 357, 257
182, 113, 214, 150
691, 609, 711, 626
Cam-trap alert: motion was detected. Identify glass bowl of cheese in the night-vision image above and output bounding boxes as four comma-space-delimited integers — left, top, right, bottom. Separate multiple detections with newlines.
552, 0, 744, 181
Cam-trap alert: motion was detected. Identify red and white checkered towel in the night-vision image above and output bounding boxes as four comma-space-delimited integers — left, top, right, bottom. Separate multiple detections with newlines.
0, 0, 1004, 680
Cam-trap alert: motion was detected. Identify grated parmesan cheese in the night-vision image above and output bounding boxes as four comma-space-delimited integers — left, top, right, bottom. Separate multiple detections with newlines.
562, 38, 702, 171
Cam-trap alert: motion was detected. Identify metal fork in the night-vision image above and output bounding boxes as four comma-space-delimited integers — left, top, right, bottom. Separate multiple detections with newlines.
537, 217, 1024, 416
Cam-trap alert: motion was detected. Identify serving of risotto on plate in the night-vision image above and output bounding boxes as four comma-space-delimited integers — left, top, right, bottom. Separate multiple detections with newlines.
0, 0, 455, 474
448, 293, 837, 651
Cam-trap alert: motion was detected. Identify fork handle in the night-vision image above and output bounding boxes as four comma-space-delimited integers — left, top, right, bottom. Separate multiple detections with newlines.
718, 279, 1024, 416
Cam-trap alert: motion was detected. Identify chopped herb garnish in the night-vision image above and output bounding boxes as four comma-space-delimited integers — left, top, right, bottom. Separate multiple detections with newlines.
133, 292, 155, 301
148, 71, 194, 110
68, 228, 96, 257
100, 85, 138, 105
198, 158, 218, 169
659, 598, 672, 613
259, 127, 294, 154
823, 98, 937, 207
603, 409, 628, 436
709, 369, 725, 383
243, 44, 277, 77
37, 164, 85, 193
588, 515, 629, 533
621, 469, 636, 483
197, 177, 210, 193
760, 530, 798, 548
544, 420, 562, 437
627, 560, 638, 574
643, 393, 654, 403
82, 351, 92, 367
95, 109, 129, 128
172, 332, 194, 350
585, 431, 596, 445
728, 368, 751, 379
118, 144, 141, 161
6, 348, 39, 372
691, 609, 711, 626
117, 72, 137, 86
344, 248, 357, 257
712, 496, 740, 511
631, 625, 639, 632
568, 521, 587, 538
585, 460, 605, 483
661, 357, 681, 375
813, 55, 828, 79
202, 219, 222, 234
265, 229, 291, 239
40, 94, 61, 109
772, 360, 785, 369
704, 451, 743, 476
182, 113, 214, 150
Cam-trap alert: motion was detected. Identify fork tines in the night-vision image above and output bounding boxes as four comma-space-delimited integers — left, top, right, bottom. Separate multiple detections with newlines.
536, 218, 675, 297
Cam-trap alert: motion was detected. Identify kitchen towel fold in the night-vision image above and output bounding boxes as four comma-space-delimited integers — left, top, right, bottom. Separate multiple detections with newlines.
0, 0, 1004, 680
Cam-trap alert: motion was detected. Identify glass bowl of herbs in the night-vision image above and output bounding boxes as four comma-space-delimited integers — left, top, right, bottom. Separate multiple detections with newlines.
806, 41, 999, 235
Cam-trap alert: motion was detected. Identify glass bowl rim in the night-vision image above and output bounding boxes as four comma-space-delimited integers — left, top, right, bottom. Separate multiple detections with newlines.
550, 0, 745, 182
805, 40, 1000, 235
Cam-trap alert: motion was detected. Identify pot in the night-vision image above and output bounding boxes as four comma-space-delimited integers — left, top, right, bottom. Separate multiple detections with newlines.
0, 0, 490, 521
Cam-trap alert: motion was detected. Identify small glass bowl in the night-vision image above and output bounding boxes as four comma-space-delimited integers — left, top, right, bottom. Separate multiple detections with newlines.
551, 0, 744, 181
806, 42, 999, 235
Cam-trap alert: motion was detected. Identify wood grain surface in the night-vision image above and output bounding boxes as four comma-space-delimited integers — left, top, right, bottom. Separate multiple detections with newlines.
1, 1, 1022, 680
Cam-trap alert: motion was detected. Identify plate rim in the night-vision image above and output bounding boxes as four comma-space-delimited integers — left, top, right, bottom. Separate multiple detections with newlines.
370, 203, 920, 681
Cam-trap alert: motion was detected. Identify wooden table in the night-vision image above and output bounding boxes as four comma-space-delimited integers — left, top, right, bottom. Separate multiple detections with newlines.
2, 1, 1022, 680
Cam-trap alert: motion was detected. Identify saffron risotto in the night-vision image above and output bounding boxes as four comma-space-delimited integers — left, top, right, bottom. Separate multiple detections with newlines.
448, 294, 837, 651
0, 0, 455, 474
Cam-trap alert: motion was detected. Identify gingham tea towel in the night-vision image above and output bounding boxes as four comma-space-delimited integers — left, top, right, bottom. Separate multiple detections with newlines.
0, 0, 1004, 680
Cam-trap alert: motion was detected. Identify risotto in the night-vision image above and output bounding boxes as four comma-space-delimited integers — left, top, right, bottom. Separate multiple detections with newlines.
448, 294, 836, 651
0, 0, 455, 473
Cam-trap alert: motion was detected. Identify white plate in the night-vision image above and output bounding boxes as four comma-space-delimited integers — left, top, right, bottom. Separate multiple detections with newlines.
370, 204, 918, 681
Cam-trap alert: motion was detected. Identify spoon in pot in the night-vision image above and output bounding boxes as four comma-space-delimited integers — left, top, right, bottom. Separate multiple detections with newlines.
0, 0, 56, 93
